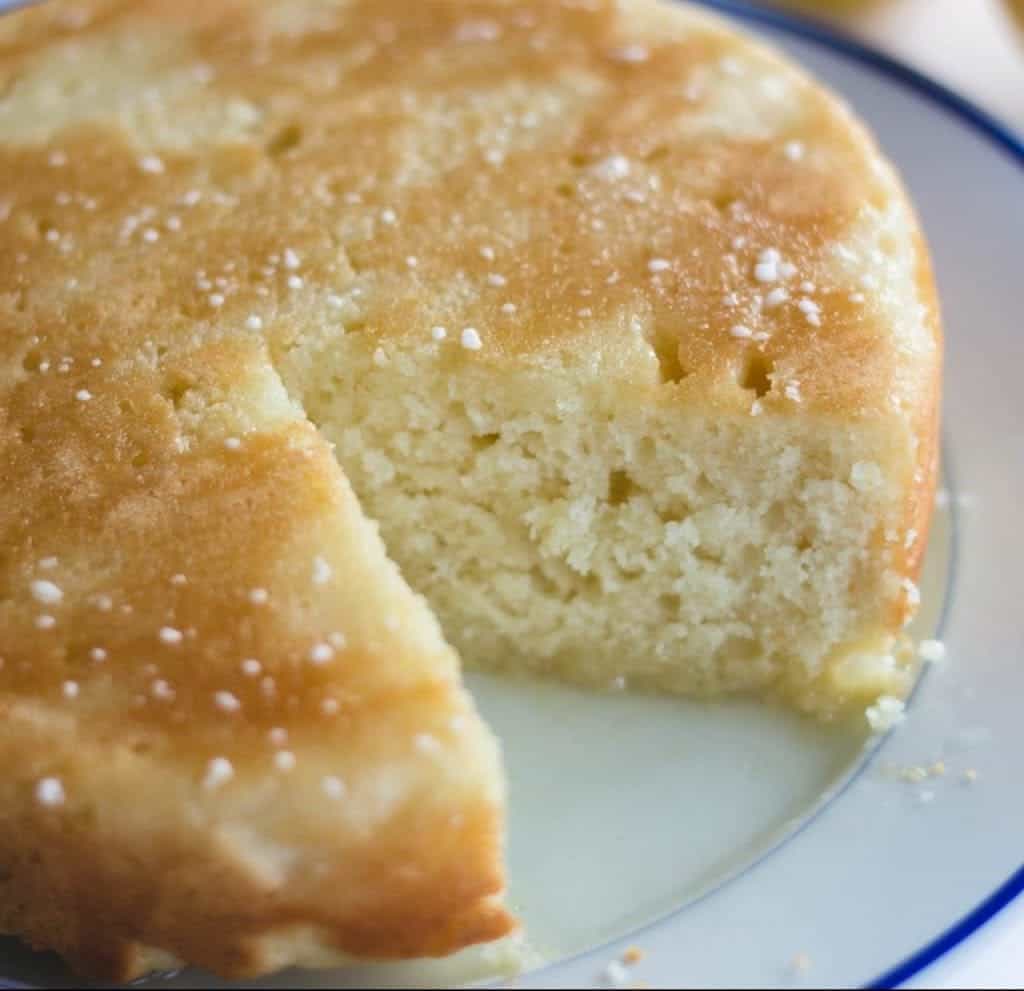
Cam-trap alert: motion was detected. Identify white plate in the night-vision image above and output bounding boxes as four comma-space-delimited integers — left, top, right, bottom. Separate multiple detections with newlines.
1, 1, 1022, 988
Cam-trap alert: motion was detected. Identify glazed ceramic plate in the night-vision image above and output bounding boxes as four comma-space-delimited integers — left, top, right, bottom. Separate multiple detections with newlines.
1, 1, 1022, 988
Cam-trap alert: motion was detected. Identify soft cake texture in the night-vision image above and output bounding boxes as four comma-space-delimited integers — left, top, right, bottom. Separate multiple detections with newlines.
0, 0, 939, 981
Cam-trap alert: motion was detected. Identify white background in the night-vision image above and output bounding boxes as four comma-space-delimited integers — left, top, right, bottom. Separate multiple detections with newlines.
768, 0, 1024, 132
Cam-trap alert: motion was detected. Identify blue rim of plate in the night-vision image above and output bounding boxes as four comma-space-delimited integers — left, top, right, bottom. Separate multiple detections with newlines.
691, 2, 1024, 988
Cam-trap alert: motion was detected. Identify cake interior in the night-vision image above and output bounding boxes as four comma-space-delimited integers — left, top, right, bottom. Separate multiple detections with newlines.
273, 326, 914, 719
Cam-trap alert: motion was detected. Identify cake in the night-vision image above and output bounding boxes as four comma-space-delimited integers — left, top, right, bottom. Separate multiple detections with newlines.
0, 0, 941, 981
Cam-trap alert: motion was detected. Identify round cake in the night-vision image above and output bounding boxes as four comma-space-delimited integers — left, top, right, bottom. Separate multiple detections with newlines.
0, 0, 940, 980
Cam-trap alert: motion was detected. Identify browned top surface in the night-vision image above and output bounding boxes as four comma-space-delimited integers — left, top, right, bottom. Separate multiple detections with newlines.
0, 0, 939, 411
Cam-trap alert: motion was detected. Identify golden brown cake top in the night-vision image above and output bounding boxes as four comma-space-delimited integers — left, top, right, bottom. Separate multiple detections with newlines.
0, 0, 938, 418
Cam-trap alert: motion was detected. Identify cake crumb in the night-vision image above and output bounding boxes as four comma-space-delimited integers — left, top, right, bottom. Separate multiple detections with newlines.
622, 946, 645, 965
322, 775, 346, 799
899, 766, 927, 783
866, 696, 905, 732
203, 757, 234, 791
918, 639, 946, 663
36, 777, 65, 807
414, 733, 442, 755
962, 768, 978, 784
609, 44, 649, 64
309, 642, 335, 665
30, 579, 63, 605
602, 959, 630, 986
784, 140, 805, 162
214, 690, 241, 713
159, 626, 183, 645
797, 300, 821, 327
455, 19, 502, 43
151, 679, 175, 701
591, 154, 631, 181
312, 555, 333, 585
719, 55, 744, 76
754, 248, 781, 283
461, 327, 483, 350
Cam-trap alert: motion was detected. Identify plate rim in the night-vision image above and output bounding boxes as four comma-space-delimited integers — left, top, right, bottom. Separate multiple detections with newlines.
696, 3, 1024, 987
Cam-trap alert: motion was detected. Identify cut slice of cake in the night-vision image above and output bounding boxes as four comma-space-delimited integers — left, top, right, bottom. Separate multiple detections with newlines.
0, 0, 940, 981
0, 342, 511, 980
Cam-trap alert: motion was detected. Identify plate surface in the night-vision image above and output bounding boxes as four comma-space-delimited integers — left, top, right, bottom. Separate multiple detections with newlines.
1, 1, 1022, 988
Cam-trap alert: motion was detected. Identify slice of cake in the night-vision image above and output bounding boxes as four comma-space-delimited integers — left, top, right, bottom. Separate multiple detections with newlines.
0, 341, 511, 979
0, 0, 940, 980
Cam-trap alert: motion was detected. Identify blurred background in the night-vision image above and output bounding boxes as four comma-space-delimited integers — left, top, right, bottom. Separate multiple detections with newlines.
756, 0, 1024, 133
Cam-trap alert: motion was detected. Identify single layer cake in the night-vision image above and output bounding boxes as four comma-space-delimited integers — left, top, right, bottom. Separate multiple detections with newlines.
0, 0, 940, 981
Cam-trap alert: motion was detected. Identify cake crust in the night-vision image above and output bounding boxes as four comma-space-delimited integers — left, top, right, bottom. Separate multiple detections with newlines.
0, 0, 939, 979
